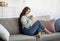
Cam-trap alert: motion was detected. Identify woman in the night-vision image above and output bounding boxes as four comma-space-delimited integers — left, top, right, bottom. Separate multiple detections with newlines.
18, 7, 51, 38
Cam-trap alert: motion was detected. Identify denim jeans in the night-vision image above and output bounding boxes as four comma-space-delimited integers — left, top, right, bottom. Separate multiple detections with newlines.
22, 20, 45, 36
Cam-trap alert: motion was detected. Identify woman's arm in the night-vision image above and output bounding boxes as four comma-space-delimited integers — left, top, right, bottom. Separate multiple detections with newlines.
21, 16, 32, 28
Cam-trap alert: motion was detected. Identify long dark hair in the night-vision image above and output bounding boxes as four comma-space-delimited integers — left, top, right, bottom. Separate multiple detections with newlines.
18, 7, 30, 33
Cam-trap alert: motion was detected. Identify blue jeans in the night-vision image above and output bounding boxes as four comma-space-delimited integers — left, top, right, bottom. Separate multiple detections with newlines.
22, 20, 45, 36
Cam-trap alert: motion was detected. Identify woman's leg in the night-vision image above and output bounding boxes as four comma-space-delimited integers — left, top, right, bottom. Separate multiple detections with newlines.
36, 20, 51, 34
34, 20, 45, 38
26, 20, 46, 35
44, 28, 52, 34
22, 20, 43, 36
34, 20, 51, 38
22, 20, 51, 36
36, 20, 45, 32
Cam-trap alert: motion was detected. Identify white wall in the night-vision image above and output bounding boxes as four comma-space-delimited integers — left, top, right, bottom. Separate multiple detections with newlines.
0, 0, 25, 18
25, 0, 60, 19
1, 0, 24, 7
54, 0, 60, 19
25, 0, 57, 17
0, 0, 60, 19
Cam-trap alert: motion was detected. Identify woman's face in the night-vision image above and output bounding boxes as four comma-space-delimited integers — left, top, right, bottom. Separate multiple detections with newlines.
25, 9, 31, 15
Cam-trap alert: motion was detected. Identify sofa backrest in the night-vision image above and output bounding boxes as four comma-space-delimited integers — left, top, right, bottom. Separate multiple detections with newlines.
35, 15, 51, 21
0, 15, 51, 35
0, 18, 19, 35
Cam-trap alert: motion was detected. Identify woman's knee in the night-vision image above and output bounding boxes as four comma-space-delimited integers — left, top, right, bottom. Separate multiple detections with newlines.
36, 20, 40, 23
36, 20, 42, 23
37, 20, 40, 22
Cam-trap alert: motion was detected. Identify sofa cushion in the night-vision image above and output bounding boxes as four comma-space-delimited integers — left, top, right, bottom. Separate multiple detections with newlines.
9, 33, 60, 41
0, 18, 19, 34
42, 19, 55, 32
37, 33, 60, 41
0, 24, 10, 41
55, 18, 60, 32
9, 34, 36, 41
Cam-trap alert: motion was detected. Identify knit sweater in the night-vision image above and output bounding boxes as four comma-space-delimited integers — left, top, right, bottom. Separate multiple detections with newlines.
21, 15, 33, 28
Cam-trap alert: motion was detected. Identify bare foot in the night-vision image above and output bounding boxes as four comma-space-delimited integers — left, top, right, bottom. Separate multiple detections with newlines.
35, 32, 41, 38
44, 28, 52, 34
47, 31, 52, 34
46, 31, 52, 34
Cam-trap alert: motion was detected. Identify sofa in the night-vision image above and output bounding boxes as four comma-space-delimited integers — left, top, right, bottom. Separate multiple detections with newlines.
0, 16, 60, 41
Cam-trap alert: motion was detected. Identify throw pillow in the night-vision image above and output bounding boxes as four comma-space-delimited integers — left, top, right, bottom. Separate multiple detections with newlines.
0, 24, 10, 41
42, 19, 55, 33
55, 18, 60, 32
